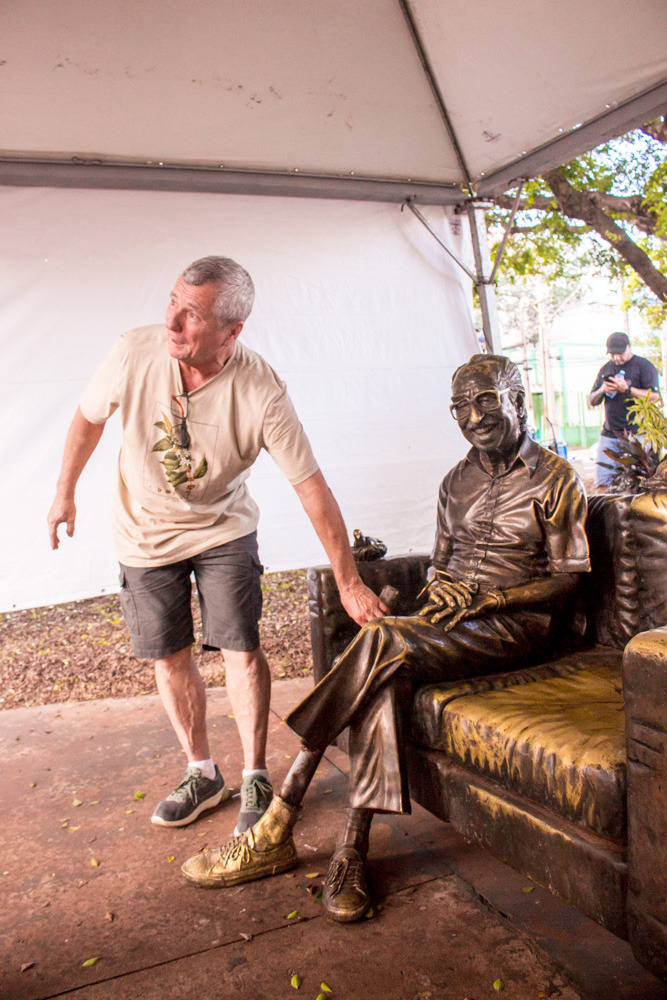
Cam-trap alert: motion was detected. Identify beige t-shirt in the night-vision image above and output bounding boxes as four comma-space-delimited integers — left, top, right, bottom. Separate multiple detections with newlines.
80, 325, 319, 567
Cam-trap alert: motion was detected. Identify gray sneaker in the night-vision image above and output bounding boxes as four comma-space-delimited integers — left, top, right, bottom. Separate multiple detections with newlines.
234, 774, 274, 835
151, 766, 231, 827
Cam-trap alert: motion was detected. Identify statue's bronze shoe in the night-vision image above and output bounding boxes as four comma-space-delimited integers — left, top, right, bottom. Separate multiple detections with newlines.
321, 845, 371, 921
181, 795, 298, 888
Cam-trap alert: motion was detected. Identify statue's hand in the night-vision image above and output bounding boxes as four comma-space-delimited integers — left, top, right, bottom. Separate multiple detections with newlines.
437, 588, 507, 631
418, 572, 478, 623
340, 580, 388, 626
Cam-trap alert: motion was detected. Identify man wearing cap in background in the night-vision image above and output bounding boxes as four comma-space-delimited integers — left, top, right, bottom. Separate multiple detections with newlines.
588, 332, 660, 492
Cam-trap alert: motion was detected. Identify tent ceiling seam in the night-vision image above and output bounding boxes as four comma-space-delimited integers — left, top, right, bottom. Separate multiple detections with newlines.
397, 0, 473, 191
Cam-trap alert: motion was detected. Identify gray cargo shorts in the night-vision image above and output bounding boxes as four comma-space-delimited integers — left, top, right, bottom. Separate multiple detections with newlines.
118, 532, 263, 660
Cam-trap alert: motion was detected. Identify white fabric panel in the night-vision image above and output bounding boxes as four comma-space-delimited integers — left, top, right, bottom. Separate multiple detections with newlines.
0, 187, 475, 611
412, 0, 667, 179
1, 0, 459, 181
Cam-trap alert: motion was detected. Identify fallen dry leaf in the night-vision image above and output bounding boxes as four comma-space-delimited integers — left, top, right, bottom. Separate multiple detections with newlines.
20, 962, 34, 973
105, 912, 114, 922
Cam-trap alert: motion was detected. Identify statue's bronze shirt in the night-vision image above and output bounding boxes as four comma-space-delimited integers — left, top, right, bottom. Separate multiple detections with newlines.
432, 435, 590, 590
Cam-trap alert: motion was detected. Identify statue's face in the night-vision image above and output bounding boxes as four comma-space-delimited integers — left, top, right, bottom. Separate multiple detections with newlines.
450, 368, 522, 454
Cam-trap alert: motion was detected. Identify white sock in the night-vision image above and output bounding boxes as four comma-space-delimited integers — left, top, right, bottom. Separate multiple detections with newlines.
188, 758, 216, 780
243, 768, 270, 782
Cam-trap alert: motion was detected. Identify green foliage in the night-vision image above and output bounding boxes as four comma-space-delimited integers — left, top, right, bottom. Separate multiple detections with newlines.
488, 124, 667, 323
605, 396, 667, 493
627, 394, 667, 452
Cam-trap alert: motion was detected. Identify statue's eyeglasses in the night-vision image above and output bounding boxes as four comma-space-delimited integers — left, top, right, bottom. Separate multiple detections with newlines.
449, 387, 511, 421
170, 393, 191, 448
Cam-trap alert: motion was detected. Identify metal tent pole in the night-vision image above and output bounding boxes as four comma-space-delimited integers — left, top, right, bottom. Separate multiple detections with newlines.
466, 202, 501, 354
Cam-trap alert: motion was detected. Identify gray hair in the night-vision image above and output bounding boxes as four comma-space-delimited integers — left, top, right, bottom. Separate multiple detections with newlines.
452, 354, 527, 430
181, 256, 255, 327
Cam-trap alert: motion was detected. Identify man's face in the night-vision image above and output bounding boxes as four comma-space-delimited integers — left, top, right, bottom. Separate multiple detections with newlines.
450, 368, 522, 454
609, 347, 633, 365
165, 277, 241, 369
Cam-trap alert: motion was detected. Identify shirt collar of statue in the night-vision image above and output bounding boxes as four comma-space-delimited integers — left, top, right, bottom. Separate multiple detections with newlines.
464, 432, 539, 479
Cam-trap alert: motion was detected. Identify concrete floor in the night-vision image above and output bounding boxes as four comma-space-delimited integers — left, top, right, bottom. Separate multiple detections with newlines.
3, 679, 665, 1000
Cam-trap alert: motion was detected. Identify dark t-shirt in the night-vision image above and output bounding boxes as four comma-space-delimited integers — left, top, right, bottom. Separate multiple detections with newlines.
591, 354, 659, 438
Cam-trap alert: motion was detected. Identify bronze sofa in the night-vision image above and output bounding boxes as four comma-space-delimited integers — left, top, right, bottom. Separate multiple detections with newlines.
306, 493, 666, 978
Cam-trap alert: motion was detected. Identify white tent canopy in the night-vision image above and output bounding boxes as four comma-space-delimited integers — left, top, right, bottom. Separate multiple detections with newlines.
2, 0, 666, 200
1, 1, 666, 612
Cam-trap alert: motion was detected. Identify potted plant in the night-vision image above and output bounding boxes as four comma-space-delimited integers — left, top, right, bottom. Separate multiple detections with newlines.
602, 394, 667, 493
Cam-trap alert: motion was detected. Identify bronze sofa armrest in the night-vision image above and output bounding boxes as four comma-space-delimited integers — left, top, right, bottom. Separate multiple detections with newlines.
307, 554, 430, 684
622, 626, 667, 979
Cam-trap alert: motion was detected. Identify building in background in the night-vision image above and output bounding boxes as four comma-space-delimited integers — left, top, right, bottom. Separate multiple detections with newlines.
498, 280, 664, 452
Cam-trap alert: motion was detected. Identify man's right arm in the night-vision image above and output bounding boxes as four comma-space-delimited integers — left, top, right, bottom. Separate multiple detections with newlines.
589, 368, 607, 407
47, 408, 105, 549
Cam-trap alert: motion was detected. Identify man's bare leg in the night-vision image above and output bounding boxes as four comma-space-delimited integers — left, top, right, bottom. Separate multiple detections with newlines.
222, 646, 271, 769
222, 646, 274, 833
152, 646, 231, 826
155, 645, 209, 759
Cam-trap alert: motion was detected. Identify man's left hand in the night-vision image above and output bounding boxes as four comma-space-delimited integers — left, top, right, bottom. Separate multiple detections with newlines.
339, 581, 388, 626
608, 375, 629, 393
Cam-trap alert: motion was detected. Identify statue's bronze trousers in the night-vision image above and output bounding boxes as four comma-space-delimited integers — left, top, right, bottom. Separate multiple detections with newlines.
285, 611, 553, 814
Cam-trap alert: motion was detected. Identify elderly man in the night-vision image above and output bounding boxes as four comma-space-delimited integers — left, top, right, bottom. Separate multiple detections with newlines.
182, 353, 590, 921
48, 256, 385, 835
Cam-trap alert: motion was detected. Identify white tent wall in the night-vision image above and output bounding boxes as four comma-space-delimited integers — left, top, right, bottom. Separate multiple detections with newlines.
1, 186, 476, 612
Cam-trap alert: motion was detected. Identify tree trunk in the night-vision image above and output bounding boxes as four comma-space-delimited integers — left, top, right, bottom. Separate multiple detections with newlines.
545, 169, 667, 303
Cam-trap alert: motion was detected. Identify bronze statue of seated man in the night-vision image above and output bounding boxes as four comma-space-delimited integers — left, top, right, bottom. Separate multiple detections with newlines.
181, 353, 591, 921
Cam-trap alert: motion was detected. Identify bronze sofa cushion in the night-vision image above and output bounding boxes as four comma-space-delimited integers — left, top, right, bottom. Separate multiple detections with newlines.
410, 648, 626, 842
631, 488, 667, 633
584, 495, 638, 648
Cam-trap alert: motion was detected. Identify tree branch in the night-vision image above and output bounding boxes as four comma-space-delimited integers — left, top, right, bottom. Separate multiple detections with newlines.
493, 193, 555, 212
641, 117, 667, 144
587, 192, 657, 235
509, 223, 588, 235
494, 189, 658, 236
544, 168, 667, 302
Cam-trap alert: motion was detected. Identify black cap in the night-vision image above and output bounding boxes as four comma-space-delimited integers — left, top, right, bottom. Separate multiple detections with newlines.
606, 332, 630, 353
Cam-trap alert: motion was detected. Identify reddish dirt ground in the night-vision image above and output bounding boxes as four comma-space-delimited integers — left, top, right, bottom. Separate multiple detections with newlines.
0, 570, 311, 711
